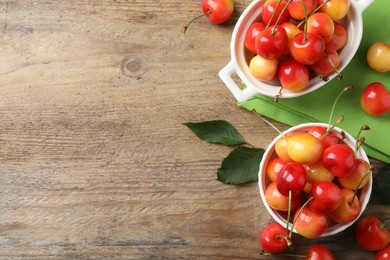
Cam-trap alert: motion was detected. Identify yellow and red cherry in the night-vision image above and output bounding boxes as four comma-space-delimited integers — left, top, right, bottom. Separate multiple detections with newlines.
183, 0, 234, 33
310, 48, 341, 77
376, 245, 390, 260
304, 162, 335, 184
255, 25, 288, 60
276, 161, 307, 196
278, 57, 310, 92
286, 132, 323, 164
321, 144, 356, 178
266, 156, 286, 182
338, 158, 371, 190
294, 206, 328, 239
308, 126, 339, 150
245, 22, 266, 54
326, 22, 347, 51
275, 134, 293, 162
317, 0, 350, 21
306, 12, 334, 43
265, 182, 302, 211
367, 42, 390, 73
360, 82, 390, 116
355, 215, 390, 251
308, 181, 342, 213
249, 55, 278, 82
259, 222, 289, 254
290, 32, 326, 65
287, 0, 318, 21
261, 0, 291, 26
306, 245, 335, 260
281, 22, 302, 54
328, 188, 360, 224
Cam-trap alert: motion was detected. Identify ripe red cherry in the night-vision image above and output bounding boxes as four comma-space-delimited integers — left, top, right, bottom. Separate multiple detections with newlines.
266, 156, 286, 182
355, 215, 390, 251
259, 222, 288, 254
306, 12, 335, 43
376, 245, 390, 260
306, 244, 335, 260
276, 161, 307, 197
328, 188, 360, 224
255, 25, 288, 60
326, 22, 348, 51
338, 158, 371, 190
310, 48, 341, 77
201, 0, 234, 24
245, 22, 266, 54
287, 0, 318, 21
321, 144, 356, 178
308, 126, 339, 150
360, 82, 390, 116
278, 57, 309, 92
294, 206, 328, 239
290, 32, 326, 65
308, 181, 342, 213
262, 0, 291, 26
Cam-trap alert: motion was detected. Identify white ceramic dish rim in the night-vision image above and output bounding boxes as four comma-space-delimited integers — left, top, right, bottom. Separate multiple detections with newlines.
258, 122, 372, 237
219, 0, 375, 102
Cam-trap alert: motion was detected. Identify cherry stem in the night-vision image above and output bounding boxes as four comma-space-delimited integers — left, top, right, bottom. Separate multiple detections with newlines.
381, 219, 390, 229
275, 87, 283, 102
320, 115, 344, 141
297, 0, 331, 28
298, 0, 308, 41
252, 110, 284, 136
354, 125, 370, 155
271, 0, 293, 35
326, 85, 353, 131
182, 10, 211, 33
266, 0, 283, 29
288, 196, 314, 241
349, 169, 371, 206
325, 49, 343, 80
286, 190, 292, 238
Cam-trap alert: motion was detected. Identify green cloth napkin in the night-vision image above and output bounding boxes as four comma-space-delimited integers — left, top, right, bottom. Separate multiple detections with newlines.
239, 0, 390, 163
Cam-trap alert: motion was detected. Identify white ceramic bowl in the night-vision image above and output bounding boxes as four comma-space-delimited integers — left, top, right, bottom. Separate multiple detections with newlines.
258, 123, 372, 237
219, 0, 375, 102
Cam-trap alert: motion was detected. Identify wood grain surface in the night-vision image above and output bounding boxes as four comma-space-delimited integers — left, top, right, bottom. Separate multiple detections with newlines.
0, 0, 388, 259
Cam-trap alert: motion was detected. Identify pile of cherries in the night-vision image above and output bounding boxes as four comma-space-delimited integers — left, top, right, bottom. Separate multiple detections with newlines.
245, 0, 349, 94
261, 120, 371, 255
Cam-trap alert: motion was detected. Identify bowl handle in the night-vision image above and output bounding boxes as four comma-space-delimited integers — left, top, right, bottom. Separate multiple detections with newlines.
219, 61, 258, 102
354, 0, 375, 13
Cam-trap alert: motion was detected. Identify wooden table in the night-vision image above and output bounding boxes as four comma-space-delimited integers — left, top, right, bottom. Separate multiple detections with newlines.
0, 0, 388, 259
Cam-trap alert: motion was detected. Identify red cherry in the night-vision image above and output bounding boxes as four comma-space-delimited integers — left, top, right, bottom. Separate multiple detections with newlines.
255, 26, 288, 60
266, 156, 286, 182
308, 126, 339, 150
294, 205, 328, 239
201, 0, 234, 24
338, 158, 371, 190
321, 144, 356, 178
265, 182, 303, 211
360, 82, 390, 116
278, 57, 309, 92
306, 244, 335, 260
287, 0, 318, 21
308, 181, 342, 213
276, 161, 307, 197
310, 48, 341, 77
245, 22, 266, 54
326, 22, 348, 51
328, 188, 360, 224
259, 222, 288, 254
261, 0, 291, 26
376, 245, 390, 260
290, 32, 326, 65
355, 215, 390, 251
306, 12, 335, 43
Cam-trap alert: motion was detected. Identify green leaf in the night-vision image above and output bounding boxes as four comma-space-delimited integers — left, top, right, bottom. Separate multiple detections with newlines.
183, 120, 245, 145
371, 164, 390, 205
217, 146, 265, 185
